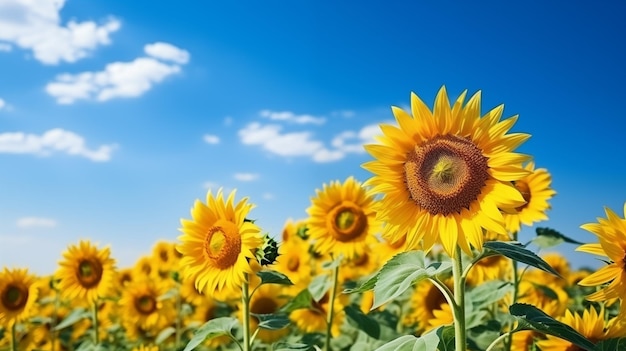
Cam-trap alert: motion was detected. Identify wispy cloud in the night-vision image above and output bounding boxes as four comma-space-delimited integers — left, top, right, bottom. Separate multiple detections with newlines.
0, 43, 11, 52
0, 98, 5, 110
203, 134, 220, 144
16, 217, 57, 229
262, 192, 274, 200
45, 42, 189, 104
0, 0, 120, 65
234, 173, 259, 182
144, 42, 190, 64
0, 128, 116, 162
260, 110, 325, 125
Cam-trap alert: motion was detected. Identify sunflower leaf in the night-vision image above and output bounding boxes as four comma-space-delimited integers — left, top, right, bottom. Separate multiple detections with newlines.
436, 325, 455, 351
345, 304, 381, 339
53, 307, 89, 331
308, 273, 333, 302
483, 241, 561, 277
253, 313, 291, 330
273, 342, 310, 351
593, 338, 626, 351
466, 280, 513, 310
509, 303, 595, 351
343, 273, 378, 294
155, 326, 176, 345
280, 288, 313, 313
257, 270, 294, 286
372, 251, 450, 310
374, 327, 441, 351
183, 317, 239, 351
531, 227, 583, 249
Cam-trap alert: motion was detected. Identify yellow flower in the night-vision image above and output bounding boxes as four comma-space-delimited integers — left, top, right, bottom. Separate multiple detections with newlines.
339, 246, 381, 283
427, 302, 454, 331
466, 254, 512, 287
306, 176, 379, 260
274, 236, 312, 295
131, 345, 159, 351
363, 87, 530, 256
576, 202, 626, 301
177, 189, 263, 295
510, 330, 537, 351
536, 307, 626, 350
242, 283, 289, 343
289, 287, 347, 337
186, 296, 232, 349
0, 268, 38, 327
504, 162, 556, 233
517, 274, 569, 317
120, 278, 175, 338
151, 241, 180, 275
403, 279, 452, 333
55, 240, 116, 303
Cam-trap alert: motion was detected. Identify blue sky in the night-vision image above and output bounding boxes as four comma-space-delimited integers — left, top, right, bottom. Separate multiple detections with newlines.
1, 1, 625, 274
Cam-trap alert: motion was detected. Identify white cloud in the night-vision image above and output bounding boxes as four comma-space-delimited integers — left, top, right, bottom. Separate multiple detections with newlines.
144, 42, 190, 64
262, 192, 274, 200
0, 0, 120, 65
46, 49, 188, 104
203, 134, 220, 144
16, 217, 57, 228
260, 110, 325, 125
331, 110, 355, 118
234, 173, 259, 182
0, 98, 5, 110
0, 42, 11, 51
0, 128, 116, 161
239, 122, 324, 157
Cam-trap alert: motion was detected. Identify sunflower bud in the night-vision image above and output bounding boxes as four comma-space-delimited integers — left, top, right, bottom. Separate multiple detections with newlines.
257, 233, 279, 266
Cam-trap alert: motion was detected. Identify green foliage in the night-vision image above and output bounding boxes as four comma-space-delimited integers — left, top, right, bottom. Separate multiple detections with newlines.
483, 241, 561, 277
280, 288, 313, 313
593, 338, 626, 351
374, 327, 441, 351
532, 227, 583, 249
253, 313, 291, 330
155, 326, 176, 345
308, 273, 333, 302
256, 270, 294, 286
53, 307, 89, 331
183, 317, 239, 351
344, 304, 381, 339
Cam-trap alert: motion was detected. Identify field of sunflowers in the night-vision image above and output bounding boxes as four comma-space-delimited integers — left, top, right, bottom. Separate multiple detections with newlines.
1, 88, 625, 351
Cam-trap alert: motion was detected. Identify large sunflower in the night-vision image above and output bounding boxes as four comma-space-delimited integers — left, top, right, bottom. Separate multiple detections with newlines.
177, 189, 263, 295
504, 162, 556, 234
576, 202, 626, 301
0, 268, 38, 327
363, 87, 530, 256
307, 176, 379, 259
55, 240, 116, 303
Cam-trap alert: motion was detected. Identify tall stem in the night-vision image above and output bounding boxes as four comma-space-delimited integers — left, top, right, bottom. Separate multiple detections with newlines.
452, 247, 466, 351
175, 285, 182, 350
92, 301, 99, 346
505, 231, 519, 351
10, 322, 16, 351
324, 263, 339, 351
241, 274, 251, 351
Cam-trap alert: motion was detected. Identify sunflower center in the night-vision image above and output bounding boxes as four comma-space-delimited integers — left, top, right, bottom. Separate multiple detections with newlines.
425, 284, 447, 314
135, 295, 157, 315
77, 259, 103, 288
352, 253, 369, 267
327, 201, 368, 242
1, 284, 28, 311
287, 256, 300, 271
203, 220, 242, 269
251, 296, 279, 315
159, 249, 169, 263
404, 135, 489, 215
514, 180, 531, 211
477, 255, 502, 267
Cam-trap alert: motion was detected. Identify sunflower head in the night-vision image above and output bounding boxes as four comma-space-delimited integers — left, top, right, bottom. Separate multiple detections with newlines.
55, 240, 116, 303
177, 189, 263, 295
0, 268, 38, 327
363, 87, 530, 256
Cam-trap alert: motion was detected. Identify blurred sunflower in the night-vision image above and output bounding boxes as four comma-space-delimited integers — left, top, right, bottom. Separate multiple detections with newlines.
242, 283, 289, 343
576, 202, 626, 301
131, 345, 158, 351
504, 162, 556, 234
517, 276, 568, 317
339, 247, 381, 283
466, 254, 512, 287
178, 189, 263, 295
427, 302, 454, 331
275, 237, 312, 295
0, 268, 38, 327
120, 279, 175, 338
307, 176, 379, 260
187, 296, 232, 349
180, 275, 205, 306
151, 241, 180, 277
289, 287, 347, 337
133, 255, 156, 279
511, 330, 537, 351
536, 307, 626, 350
56, 240, 116, 303
403, 279, 451, 333
363, 87, 530, 256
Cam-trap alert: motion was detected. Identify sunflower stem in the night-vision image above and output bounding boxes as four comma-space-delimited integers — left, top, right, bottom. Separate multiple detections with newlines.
10, 322, 16, 351
452, 247, 467, 351
92, 300, 99, 346
485, 331, 511, 351
324, 263, 339, 351
505, 231, 520, 351
175, 284, 182, 350
242, 274, 251, 351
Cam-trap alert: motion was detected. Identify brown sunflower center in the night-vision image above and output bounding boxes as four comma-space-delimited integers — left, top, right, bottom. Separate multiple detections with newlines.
425, 284, 447, 314
135, 294, 157, 315
287, 256, 300, 272
327, 201, 367, 242
514, 180, 531, 211
1, 284, 28, 311
159, 249, 169, 263
203, 220, 242, 269
352, 252, 369, 267
77, 259, 103, 288
311, 293, 329, 315
404, 135, 489, 215
477, 255, 502, 267
251, 296, 279, 315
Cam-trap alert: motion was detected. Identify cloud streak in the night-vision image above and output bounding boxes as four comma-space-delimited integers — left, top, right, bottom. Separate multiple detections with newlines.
260, 110, 325, 125
16, 217, 57, 229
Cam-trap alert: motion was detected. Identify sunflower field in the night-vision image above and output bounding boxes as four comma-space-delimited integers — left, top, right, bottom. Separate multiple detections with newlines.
1, 88, 625, 351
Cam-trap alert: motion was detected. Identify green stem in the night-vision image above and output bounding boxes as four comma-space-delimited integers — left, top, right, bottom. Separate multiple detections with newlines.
486, 332, 511, 351
175, 285, 182, 350
452, 246, 467, 351
324, 263, 340, 351
10, 322, 16, 351
505, 231, 520, 351
92, 301, 99, 346
242, 274, 251, 351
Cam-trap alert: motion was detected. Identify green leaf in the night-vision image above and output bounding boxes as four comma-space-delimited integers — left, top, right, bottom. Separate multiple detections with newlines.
273, 342, 310, 351
183, 317, 239, 351
280, 288, 313, 313
322, 256, 342, 270
466, 280, 513, 310
308, 274, 333, 302
53, 307, 89, 331
532, 227, 583, 249
374, 327, 441, 351
158, 287, 179, 301
436, 325, 455, 351
509, 303, 595, 350
253, 313, 291, 330
343, 273, 378, 294
593, 338, 626, 351
532, 283, 559, 300
257, 270, 294, 286
155, 326, 176, 345
344, 304, 381, 339
483, 241, 561, 277
372, 251, 451, 310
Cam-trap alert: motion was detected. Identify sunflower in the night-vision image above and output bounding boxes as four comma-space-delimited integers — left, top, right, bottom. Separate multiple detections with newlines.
242, 283, 289, 343
339, 245, 382, 283
55, 240, 116, 303
510, 330, 537, 351
466, 254, 512, 287
120, 278, 175, 338
403, 279, 451, 333
289, 287, 347, 337
363, 87, 530, 256
504, 162, 556, 234
178, 189, 263, 296
536, 307, 626, 350
131, 346, 159, 351
274, 236, 312, 295
151, 241, 180, 276
307, 176, 379, 260
187, 296, 232, 349
576, 202, 626, 301
517, 274, 569, 317
0, 268, 38, 327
